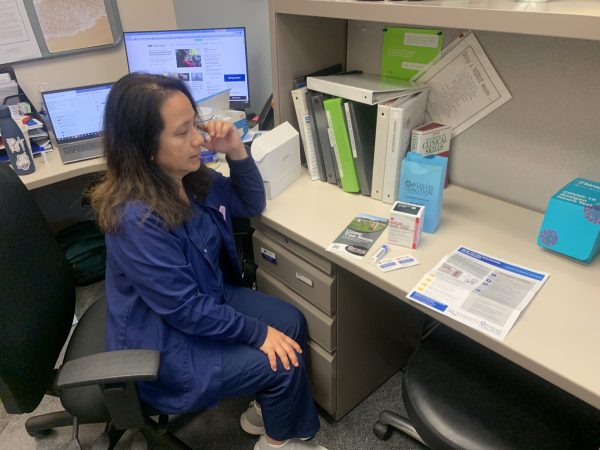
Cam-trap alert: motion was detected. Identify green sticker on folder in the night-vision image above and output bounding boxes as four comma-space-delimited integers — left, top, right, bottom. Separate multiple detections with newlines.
381, 27, 443, 81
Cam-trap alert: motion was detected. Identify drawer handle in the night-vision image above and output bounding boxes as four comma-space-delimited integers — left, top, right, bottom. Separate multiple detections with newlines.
260, 247, 277, 264
296, 272, 314, 287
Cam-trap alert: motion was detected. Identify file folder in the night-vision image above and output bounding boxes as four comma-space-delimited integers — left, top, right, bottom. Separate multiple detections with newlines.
323, 98, 360, 193
307, 73, 426, 105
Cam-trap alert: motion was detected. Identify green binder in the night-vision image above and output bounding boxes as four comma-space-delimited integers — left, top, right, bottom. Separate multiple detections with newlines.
323, 98, 360, 193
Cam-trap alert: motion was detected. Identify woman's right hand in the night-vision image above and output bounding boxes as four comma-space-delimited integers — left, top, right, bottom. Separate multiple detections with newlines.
259, 326, 302, 372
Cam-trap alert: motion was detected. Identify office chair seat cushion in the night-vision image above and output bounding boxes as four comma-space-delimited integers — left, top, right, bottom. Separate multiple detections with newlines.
402, 325, 600, 450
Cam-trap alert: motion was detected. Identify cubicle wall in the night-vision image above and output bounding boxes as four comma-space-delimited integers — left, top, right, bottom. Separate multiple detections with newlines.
347, 22, 600, 213
270, 10, 600, 213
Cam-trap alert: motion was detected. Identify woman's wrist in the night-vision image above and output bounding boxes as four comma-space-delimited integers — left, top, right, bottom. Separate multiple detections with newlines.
227, 143, 248, 161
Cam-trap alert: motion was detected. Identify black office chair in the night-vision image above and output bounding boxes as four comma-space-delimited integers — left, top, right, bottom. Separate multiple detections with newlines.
374, 324, 600, 450
0, 164, 192, 450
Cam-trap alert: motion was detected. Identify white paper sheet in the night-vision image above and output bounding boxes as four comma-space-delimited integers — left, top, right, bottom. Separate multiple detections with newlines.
0, 0, 42, 64
414, 32, 511, 137
407, 246, 549, 340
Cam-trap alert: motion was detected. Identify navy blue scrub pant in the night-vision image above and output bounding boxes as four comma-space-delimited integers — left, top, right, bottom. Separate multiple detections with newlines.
220, 284, 320, 441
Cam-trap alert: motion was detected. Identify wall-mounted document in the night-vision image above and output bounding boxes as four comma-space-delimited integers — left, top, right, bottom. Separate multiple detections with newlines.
413, 32, 511, 137
381, 27, 443, 81
307, 73, 426, 105
0, 0, 42, 64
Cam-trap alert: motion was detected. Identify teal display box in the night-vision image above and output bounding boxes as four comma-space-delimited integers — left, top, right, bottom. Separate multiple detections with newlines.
537, 178, 600, 263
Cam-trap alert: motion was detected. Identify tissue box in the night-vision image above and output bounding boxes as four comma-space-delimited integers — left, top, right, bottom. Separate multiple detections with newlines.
252, 121, 301, 198
388, 201, 424, 249
537, 178, 600, 263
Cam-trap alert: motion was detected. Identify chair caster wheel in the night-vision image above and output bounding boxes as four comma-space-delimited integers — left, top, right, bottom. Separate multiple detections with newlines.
373, 420, 392, 440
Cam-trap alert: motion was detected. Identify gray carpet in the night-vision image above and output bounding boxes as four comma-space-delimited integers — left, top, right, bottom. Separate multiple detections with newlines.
0, 281, 426, 450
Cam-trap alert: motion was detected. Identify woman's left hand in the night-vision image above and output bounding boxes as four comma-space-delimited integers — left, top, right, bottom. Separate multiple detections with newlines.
200, 119, 247, 160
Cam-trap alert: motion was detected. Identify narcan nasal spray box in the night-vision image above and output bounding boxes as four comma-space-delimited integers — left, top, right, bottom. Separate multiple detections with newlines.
389, 201, 424, 249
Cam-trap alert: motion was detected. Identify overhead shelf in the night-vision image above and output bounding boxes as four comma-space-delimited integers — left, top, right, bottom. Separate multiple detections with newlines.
272, 0, 600, 41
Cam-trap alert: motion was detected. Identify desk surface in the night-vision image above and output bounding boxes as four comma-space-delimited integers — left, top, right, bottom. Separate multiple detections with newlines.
20, 151, 106, 190
17, 156, 599, 408
255, 170, 600, 409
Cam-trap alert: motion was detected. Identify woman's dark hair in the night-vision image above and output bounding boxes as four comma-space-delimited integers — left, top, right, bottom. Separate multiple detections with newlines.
90, 72, 211, 232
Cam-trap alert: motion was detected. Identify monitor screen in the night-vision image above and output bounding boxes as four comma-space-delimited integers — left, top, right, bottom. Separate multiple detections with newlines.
123, 28, 250, 110
42, 83, 113, 143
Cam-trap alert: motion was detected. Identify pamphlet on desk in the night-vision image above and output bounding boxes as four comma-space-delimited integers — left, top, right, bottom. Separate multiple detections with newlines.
407, 246, 549, 340
327, 214, 388, 259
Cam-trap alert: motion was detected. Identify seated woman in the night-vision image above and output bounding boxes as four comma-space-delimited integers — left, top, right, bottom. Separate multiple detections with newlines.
91, 73, 326, 450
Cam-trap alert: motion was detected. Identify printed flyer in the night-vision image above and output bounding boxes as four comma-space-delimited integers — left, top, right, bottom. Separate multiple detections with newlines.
326, 214, 388, 258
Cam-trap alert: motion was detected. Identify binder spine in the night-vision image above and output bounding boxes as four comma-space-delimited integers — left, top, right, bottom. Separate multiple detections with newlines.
291, 88, 320, 181
311, 94, 338, 184
371, 104, 389, 200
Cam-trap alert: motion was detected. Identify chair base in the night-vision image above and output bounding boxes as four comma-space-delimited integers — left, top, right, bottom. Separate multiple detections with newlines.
24, 409, 192, 450
373, 410, 425, 445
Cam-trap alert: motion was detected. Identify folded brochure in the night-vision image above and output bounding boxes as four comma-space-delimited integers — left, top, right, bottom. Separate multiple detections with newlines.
327, 214, 388, 258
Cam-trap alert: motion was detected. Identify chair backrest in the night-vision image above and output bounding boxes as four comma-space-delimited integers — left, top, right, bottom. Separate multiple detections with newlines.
0, 164, 75, 413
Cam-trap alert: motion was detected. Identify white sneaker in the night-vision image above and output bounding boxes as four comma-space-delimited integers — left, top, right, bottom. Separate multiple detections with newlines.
240, 400, 265, 435
254, 435, 327, 450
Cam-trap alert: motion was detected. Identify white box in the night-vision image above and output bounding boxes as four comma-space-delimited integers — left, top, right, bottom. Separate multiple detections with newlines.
388, 201, 424, 249
410, 122, 452, 156
251, 121, 300, 182
264, 164, 302, 199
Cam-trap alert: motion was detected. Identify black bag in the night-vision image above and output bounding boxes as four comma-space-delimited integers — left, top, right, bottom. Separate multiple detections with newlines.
55, 220, 106, 286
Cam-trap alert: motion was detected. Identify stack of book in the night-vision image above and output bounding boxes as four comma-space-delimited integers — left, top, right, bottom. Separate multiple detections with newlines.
292, 72, 429, 204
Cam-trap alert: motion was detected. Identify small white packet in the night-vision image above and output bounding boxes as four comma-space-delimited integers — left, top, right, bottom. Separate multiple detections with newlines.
377, 254, 420, 272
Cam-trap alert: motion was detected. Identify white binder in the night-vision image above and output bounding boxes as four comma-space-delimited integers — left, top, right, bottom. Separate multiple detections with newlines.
371, 99, 398, 200
291, 87, 321, 181
307, 73, 426, 105
381, 90, 429, 204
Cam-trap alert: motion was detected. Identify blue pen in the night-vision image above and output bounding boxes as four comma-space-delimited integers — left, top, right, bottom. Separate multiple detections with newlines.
372, 244, 389, 263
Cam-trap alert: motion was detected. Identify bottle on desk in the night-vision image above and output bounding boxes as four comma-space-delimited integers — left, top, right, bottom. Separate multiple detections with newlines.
0, 105, 36, 175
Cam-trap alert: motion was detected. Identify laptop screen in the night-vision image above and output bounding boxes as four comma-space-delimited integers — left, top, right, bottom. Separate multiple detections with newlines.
43, 83, 113, 144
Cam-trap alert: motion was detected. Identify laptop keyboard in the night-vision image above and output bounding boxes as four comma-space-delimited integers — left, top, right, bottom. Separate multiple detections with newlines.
62, 140, 101, 155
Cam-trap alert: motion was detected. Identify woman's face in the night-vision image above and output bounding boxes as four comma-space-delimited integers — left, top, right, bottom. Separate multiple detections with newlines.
155, 91, 204, 181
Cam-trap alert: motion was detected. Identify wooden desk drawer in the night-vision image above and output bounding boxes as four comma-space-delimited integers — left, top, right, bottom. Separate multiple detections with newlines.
253, 230, 336, 315
256, 267, 336, 352
308, 340, 336, 416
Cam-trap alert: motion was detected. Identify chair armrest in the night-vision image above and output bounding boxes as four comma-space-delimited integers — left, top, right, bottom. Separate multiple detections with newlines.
56, 349, 160, 390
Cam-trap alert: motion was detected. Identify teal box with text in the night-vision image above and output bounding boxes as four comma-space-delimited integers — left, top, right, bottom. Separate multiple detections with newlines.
537, 178, 600, 263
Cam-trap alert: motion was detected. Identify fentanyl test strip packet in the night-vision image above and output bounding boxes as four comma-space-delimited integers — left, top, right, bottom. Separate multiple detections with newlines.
377, 254, 420, 272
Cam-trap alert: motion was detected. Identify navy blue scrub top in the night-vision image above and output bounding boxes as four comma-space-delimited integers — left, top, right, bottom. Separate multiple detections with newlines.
104, 155, 267, 413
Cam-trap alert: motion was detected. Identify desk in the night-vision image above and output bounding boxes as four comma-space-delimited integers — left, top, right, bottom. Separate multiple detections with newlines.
254, 170, 600, 410
20, 150, 106, 190
16, 151, 599, 409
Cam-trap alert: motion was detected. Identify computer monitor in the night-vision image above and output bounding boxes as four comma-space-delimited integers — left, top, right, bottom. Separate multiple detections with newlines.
123, 28, 250, 110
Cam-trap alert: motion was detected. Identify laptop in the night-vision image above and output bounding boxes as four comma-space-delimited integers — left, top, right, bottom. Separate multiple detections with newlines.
42, 83, 113, 164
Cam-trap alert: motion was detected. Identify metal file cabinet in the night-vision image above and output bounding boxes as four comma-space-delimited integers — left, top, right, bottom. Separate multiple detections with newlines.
252, 226, 424, 419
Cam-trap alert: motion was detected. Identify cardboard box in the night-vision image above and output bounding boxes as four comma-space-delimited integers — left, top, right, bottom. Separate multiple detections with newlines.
251, 121, 301, 198
537, 178, 600, 263
410, 122, 451, 156
388, 201, 424, 249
